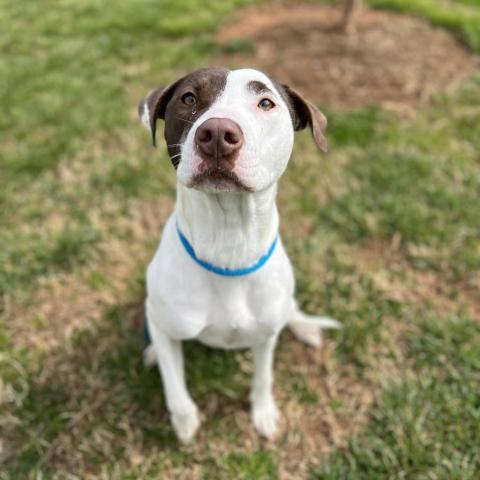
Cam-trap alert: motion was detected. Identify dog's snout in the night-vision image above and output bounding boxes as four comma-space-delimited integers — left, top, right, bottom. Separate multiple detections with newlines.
194, 118, 244, 166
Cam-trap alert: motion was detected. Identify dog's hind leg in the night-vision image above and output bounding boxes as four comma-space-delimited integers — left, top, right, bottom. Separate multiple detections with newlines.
143, 315, 158, 367
288, 300, 341, 348
143, 343, 158, 367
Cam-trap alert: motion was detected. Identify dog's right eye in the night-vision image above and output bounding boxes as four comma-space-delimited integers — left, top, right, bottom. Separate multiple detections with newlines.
181, 93, 196, 106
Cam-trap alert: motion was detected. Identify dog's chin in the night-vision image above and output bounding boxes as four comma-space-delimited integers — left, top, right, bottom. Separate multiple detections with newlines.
187, 169, 253, 194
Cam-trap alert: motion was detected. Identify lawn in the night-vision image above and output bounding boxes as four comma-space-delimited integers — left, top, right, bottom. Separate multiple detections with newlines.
1, 0, 479, 478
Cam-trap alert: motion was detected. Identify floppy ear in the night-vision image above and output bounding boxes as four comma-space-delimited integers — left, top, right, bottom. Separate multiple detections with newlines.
281, 85, 328, 153
138, 77, 184, 147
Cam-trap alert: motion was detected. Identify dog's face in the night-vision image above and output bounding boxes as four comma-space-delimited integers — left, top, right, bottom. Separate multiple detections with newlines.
139, 68, 327, 193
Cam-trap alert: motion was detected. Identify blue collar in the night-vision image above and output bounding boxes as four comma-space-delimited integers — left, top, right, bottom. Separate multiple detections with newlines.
176, 222, 278, 277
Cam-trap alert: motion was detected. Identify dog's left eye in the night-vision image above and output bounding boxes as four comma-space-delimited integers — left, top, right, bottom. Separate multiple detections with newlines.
181, 93, 197, 106
258, 98, 275, 110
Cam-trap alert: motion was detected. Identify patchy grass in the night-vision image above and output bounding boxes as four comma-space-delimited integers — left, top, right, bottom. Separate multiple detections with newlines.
1, 0, 479, 478
0, 0, 257, 300
369, 0, 480, 52
312, 314, 480, 479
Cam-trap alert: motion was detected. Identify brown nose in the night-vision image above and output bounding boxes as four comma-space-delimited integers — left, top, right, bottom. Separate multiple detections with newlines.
194, 118, 244, 165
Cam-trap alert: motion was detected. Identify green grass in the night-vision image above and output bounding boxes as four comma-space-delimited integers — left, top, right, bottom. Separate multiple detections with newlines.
312, 315, 480, 479
369, 0, 480, 51
0, 0, 257, 300
1, 0, 480, 478
202, 450, 278, 479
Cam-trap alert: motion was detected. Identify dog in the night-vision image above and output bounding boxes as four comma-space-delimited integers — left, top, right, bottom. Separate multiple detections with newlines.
138, 67, 340, 444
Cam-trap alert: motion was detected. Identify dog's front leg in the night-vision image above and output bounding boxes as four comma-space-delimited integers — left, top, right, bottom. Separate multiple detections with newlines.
148, 322, 200, 444
250, 335, 280, 439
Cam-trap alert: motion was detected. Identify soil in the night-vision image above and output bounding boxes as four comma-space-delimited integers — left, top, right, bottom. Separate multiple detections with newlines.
216, 1, 478, 108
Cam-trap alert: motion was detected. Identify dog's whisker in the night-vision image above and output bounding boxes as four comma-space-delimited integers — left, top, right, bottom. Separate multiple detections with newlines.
170, 159, 181, 167
174, 116, 195, 125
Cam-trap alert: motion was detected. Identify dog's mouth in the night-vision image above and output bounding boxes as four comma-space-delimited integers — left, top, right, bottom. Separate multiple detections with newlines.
191, 167, 252, 192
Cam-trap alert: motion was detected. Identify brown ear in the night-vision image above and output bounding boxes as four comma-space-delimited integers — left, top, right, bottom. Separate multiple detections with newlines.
138, 77, 185, 147
281, 85, 328, 153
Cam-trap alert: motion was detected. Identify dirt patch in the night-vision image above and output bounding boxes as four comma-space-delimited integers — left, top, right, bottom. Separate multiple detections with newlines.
216, 1, 478, 108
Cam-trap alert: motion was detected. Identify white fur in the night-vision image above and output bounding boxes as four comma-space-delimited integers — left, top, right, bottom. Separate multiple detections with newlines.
141, 100, 150, 129
144, 69, 340, 443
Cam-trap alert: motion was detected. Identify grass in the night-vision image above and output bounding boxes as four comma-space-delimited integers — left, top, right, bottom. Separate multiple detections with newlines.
1, 0, 479, 478
370, 0, 480, 52
312, 314, 480, 479
202, 450, 278, 479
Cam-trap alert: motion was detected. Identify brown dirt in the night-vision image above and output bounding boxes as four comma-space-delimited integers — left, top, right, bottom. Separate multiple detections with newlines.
216, 1, 478, 108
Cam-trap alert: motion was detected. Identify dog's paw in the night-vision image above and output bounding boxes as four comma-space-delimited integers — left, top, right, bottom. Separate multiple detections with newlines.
289, 322, 323, 348
171, 407, 200, 444
252, 401, 280, 439
143, 344, 158, 367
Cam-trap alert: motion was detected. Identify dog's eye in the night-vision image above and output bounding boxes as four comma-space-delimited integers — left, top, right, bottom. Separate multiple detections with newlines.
258, 98, 275, 110
181, 93, 196, 106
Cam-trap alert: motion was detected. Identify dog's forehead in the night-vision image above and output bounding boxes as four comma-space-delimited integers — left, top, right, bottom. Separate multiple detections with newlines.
225, 69, 279, 96
178, 67, 279, 99
178, 67, 229, 92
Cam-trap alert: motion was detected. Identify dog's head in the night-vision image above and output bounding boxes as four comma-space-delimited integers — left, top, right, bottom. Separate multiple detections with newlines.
139, 68, 327, 193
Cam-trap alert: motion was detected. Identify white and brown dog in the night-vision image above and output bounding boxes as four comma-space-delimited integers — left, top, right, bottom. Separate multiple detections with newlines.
139, 68, 340, 444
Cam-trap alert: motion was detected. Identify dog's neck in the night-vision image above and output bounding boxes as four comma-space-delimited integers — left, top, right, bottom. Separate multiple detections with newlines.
175, 183, 279, 270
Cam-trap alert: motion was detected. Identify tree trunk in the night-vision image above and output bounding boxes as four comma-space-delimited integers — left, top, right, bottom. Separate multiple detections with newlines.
341, 0, 362, 34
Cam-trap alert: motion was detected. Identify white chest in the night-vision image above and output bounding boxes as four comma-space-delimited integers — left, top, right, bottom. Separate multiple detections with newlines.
196, 282, 274, 349
147, 215, 295, 347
